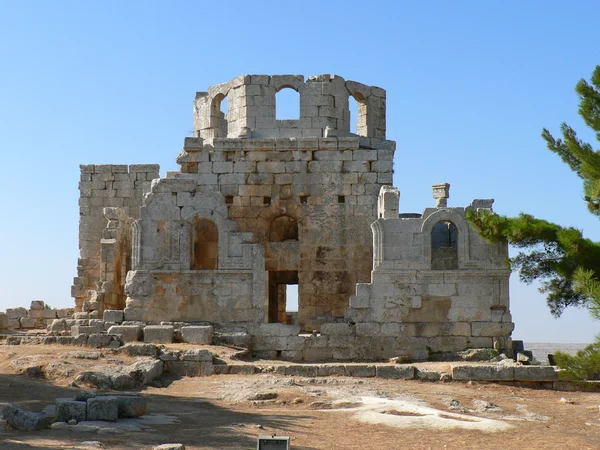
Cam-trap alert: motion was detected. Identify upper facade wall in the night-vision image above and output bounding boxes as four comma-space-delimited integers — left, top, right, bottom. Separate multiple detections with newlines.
194, 74, 386, 140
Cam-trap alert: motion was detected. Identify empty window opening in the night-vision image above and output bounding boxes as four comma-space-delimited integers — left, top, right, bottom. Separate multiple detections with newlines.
211, 93, 229, 138
299, 195, 309, 204
225, 195, 233, 205
276, 87, 300, 120
431, 221, 458, 270
269, 215, 298, 242
338, 195, 345, 203
268, 271, 299, 324
191, 218, 218, 270
263, 196, 271, 205
349, 93, 368, 136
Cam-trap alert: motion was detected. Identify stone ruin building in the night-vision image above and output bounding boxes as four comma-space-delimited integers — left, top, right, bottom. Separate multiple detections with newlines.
69, 74, 514, 361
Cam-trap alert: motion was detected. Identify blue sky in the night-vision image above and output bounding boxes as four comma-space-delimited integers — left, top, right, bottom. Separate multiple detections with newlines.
0, 1, 598, 343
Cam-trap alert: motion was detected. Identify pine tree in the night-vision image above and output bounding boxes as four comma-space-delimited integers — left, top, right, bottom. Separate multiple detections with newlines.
467, 66, 600, 318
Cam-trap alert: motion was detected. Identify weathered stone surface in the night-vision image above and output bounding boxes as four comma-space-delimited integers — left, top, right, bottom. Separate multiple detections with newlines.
165, 360, 213, 377
74, 391, 97, 402
117, 395, 147, 418
2, 404, 50, 430
376, 365, 415, 380
0, 312, 8, 330
87, 333, 113, 348
55, 398, 87, 423
103, 310, 124, 323
143, 325, 174, 344
514, 365, 559, 381
108, 325, 142, 342
121, 343, 159, 357
130, 358, 164, 384
181, 326, 213, 344
345, 365, 376, 377
182, 349, 213, 362
451, 364, 514, 381
153, 445, 185, 450
87, 396, 119, 421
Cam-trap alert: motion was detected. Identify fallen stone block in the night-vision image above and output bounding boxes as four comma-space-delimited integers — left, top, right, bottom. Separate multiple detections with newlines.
76, 372, 113, 390
117, 395, 147, 418
2, 404, 50, 430
87, 396, 118, 421
376, 365, 415, 380
107, 325, 142, 342
130, 358, 164, 384
55, 398, 87, 423
514, 365, 558, 381
165, 360, 213, 377
20, 317, 37, 329
87, 333, 113, 348
181, 325, 213, 344
154, 445, 185, 450
143, 325, 174, 344
121, 343, 159, 357
103, 310, 124, 323
415, 368, 443, 381
182, 349, 213, 362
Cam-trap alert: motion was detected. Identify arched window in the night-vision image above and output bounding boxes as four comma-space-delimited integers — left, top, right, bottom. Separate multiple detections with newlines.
269, 215, 298, 242
275, 87, 300, 120
431, 221, 458, 270
210, 93, 229, 137
349, 92, 368, 136
191, 218, 218, 270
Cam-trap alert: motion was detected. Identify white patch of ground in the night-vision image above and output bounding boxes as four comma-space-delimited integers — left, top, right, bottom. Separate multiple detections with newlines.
345, 397, 513, 432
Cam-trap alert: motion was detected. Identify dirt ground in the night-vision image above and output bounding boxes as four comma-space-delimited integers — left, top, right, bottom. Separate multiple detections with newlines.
1, 345, 600, 450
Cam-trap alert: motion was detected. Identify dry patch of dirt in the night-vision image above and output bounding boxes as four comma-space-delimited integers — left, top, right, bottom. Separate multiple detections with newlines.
1, 345, 600, 449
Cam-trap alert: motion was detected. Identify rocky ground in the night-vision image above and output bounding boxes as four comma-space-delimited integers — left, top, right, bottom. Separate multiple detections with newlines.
1, 344, 600, 449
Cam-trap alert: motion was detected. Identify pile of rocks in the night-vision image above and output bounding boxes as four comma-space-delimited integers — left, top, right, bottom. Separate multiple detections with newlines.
2, 392, 146, 431
2, 301, 74, 330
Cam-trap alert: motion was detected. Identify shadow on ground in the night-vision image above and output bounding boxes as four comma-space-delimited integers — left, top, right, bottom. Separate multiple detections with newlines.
0, 373, 319, 449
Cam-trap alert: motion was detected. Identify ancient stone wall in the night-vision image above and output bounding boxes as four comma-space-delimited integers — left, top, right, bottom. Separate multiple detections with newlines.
72, 164, 159, 311
193, 74, 386, 140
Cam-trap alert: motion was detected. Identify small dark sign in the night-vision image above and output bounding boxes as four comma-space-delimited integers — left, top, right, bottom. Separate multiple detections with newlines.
257, 435, 290, 450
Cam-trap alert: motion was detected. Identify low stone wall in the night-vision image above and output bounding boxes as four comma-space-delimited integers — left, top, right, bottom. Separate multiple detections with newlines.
3, 301, 74, 330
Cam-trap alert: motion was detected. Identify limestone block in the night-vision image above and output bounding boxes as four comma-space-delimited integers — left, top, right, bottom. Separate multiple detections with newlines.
451, 364, 514, 381
130, 358, 164, 384
41, 309, 57, 319
355, 322, 381, 336
471, 322, 515, 337
181, 326, 213, 345
182, 349, 213, 362
117, 395, 147, 418
316, 365, 347, 376
103, 310, 124, 323
87, 396, 119, 421
283, 365, 318, 377
345, 365, 376, 377
121, 343, 159, 357
73, 334, 89, 346
320, 323, 354, 336
2, 404, 50, 430
0, 313, 8, 330
20, 317, 36, 329
108, 325, 142, 342
165, 360, 213, 377
8, 318, 20, 329
376, 365, 415, 380
251, 323, 300, 337
71, 325, 98, 336
514, 366, 558, 382
87, 334, 113, 348
30, 300, 45, 310
143, 325, 174, 344
55, 398, 87, 423
7, 307, 27, 319
57, 336, 75, 345
415, 368, 444, 381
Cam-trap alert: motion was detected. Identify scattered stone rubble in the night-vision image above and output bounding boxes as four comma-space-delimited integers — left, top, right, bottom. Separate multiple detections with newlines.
2, 392, 147, 431
0, 300, 74, 330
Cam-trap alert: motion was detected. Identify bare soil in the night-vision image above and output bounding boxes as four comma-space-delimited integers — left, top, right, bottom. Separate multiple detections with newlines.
1, 345, 600, 450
